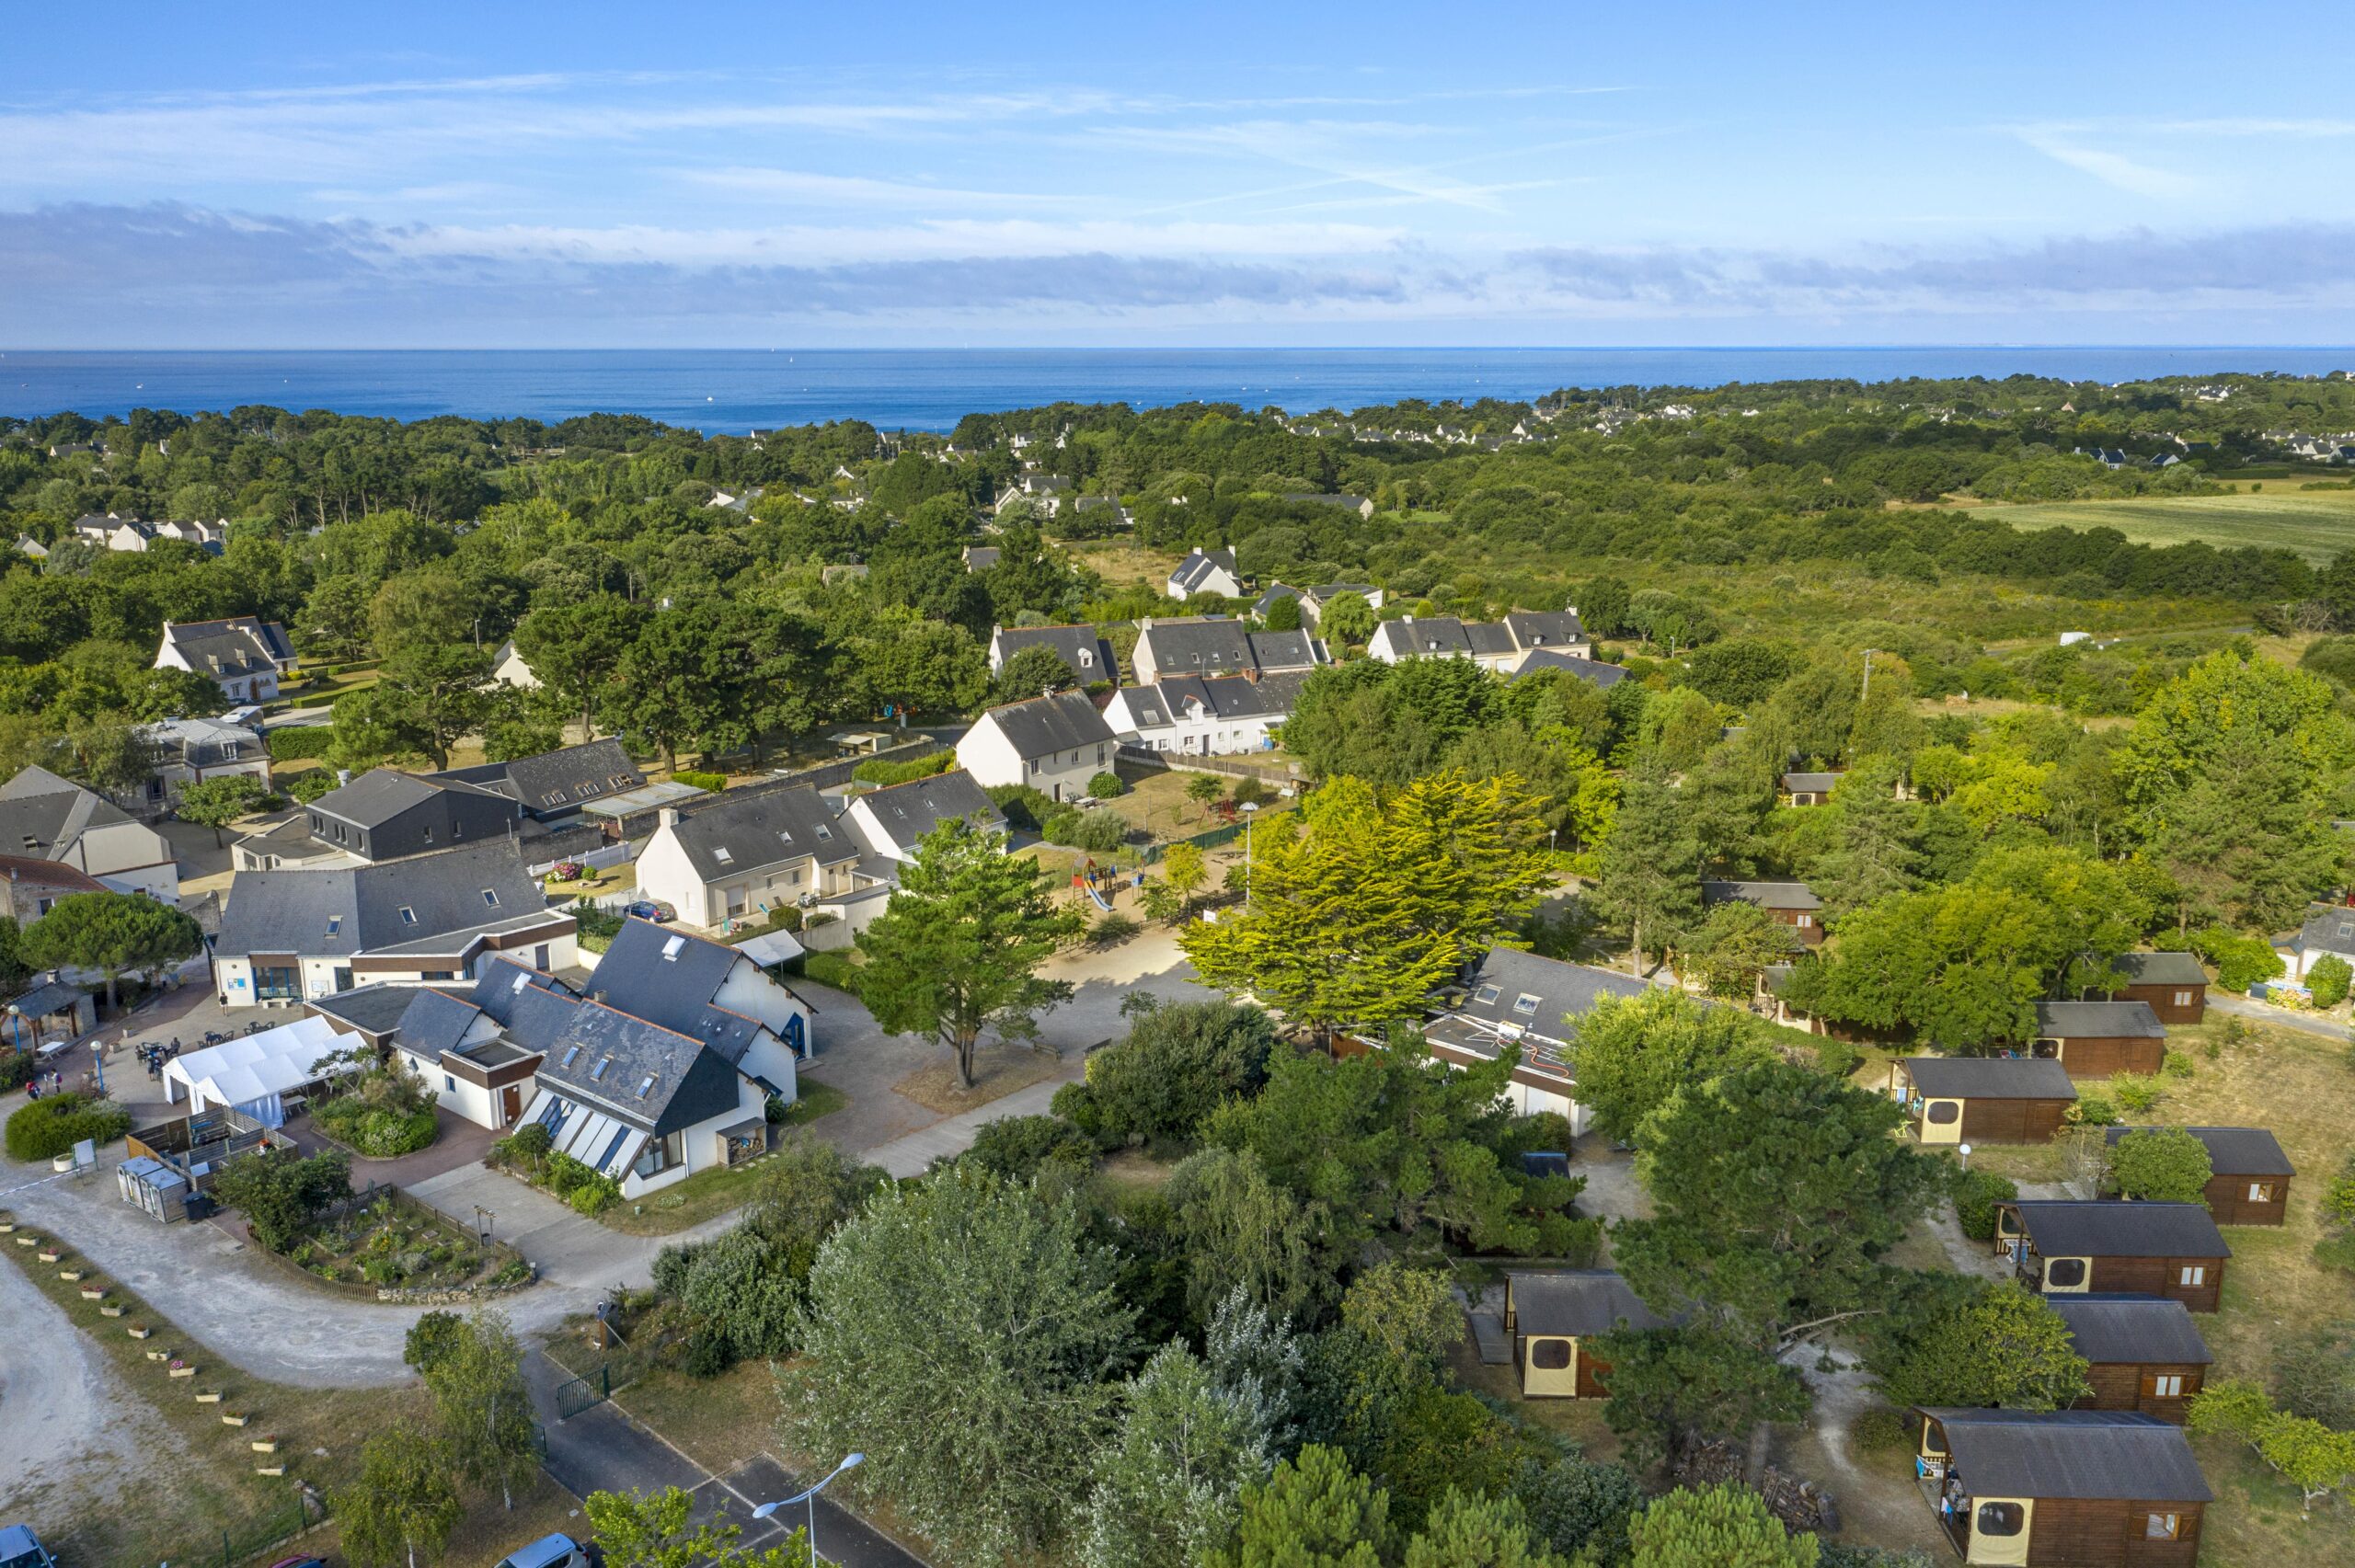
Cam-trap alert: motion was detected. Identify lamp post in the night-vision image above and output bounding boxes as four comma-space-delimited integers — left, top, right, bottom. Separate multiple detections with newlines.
752, 1451, 865, 1565
1959, 1143, 1973, 1173
1240, 801, 1259, 907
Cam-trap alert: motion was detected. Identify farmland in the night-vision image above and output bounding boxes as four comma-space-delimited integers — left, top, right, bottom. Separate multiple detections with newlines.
1960, 487, 2355, 564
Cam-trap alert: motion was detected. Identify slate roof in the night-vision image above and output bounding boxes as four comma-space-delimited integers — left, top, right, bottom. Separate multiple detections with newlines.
144, 715, 265, 768
964, 546, 1002, 570
1120, 671, 1308, 727
159, 617, 293, 678
2046, 1296, 2212, 1367
6, 978, 88, 1020
1137, 618, 1321, 677
1169, 547, 1239, 593
215, 841, 553, 959
390, 986, 492, 1059
852, 770, 1006, 852
525, 990, 743, 1136
2104, 1126, 2293, 1176
1507, 1270, 1671, 1336
2009, 1201, 2230, 1259
2034, 1000, 2165, 1039
1921, 1409, 2211, 1502
1384, 615, 1474, 654
0, 765, 140, 859
1464, 622, 1520, 658
496, 739, 646, 814
1510, 649, 1628, 689
1701, 879, 1822, 912
980, 691, 1114, 759
1252, 582, 1303, 617
309, 982, 454, 1041
994, 624, 1118, 684
2295, 903, 2355, 958
1898, 1056, 2078, 1101
311, 770, 509, 830
2111, 951, 2208, 988
663, 785, 849, 883
585, 917, 806, 1069
1783, 771, 1845, 794
1455, 946, 1650, 1040
1501, 611, 1586, 647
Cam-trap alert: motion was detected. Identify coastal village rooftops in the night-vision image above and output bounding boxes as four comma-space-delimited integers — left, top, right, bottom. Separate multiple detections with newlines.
216, 840, 551, 959
848, 771, 1005, 853
978, 690, 1116, 760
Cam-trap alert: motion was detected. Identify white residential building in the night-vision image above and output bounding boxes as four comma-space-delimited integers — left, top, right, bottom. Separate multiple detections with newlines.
1166, 547, 1244, 601
155, 617, 298, 704
1104, 672, 1307, 755
954, 691, 1116, 801
631, 786, 858, 930
0, 765, 179, 898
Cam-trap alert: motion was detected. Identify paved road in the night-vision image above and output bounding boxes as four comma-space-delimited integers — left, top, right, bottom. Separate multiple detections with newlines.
2204, 990, 2350, 1043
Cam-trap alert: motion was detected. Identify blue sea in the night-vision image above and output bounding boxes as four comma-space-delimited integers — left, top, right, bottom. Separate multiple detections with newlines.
3, 348, 2351, 433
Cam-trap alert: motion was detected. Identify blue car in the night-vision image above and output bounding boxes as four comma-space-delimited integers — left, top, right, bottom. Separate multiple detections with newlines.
1, 1526, 57, 1568
622, 899, 675, 923
495, 1534, 592, 1568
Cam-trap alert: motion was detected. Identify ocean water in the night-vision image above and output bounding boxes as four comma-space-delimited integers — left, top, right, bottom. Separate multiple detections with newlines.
3, 347, 2351, 433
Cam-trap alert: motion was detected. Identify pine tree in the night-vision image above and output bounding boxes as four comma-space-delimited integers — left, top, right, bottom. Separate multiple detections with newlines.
1589, 749, 1701, 974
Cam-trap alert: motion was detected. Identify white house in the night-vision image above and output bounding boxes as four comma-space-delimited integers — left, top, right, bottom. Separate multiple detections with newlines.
1166, 547, 1244, 601
132, 715, 271, 813
841, 770, 1007, 865
1129, 620, 1323, 684
489, 641, 540, 690
1299, 584, 1386, 624
155, 617, 298, 703
2288, 904, 2355, 982
986, 624, 1119, 684
1419, 947, 1654, 1129
1105, 672, 1307, 755
954, 691, 1116, 801
632, 786, 859, 931
1367, 611, 1589, 671
0, 765, 179, 899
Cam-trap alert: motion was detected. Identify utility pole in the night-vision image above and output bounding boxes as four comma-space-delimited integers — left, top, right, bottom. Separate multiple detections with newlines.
1861, 647, 1878, 700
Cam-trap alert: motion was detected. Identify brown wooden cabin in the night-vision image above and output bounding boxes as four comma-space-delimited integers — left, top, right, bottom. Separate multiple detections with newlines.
2028, 1001, 2166, 1080
2047, 1296, 2214, 1424
2102, 952, 2208, 1026
1780, 769, 1843, 807
1994, 1201, 2231, 1314
1913, 1408, 2210, 1565
2102, 1126, 2293, 1227
1501, 1270, 1668, 1400
1700, 878, 1824, 947
1890, 1056, 2077, 1145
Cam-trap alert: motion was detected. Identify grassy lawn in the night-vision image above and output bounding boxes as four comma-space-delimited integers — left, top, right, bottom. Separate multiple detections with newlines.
1444, 1333, 1629, 1471
543, 859, 635, 899
600, 1090, 846, 1235
776, 1079, 850, 1130
1961, 489, 2355, 564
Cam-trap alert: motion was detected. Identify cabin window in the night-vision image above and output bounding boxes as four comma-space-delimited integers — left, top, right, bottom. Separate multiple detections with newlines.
2045, 1258, 2087, 1288
1925, 1102, 1960, 1126
2179, 1265, 2206, 1287
2249, 1183, 2276, 1202
2030, 1038, 2062, 1059
1975, 1502, 2023, 1537
2145, 1373, 2186, 1398
2145, 1513, 2180, 1540
1530, 1338, 1571, 1370
2174, 990, 2194, 1006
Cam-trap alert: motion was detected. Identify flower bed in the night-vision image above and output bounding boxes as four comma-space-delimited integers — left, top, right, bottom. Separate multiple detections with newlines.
306, 1062, 438, 1158
486, 1125, 623, 1215
285, 1188, 530, 1294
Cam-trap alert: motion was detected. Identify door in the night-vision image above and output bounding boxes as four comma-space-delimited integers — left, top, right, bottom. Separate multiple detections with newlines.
500, 1083, 523, 1127
1918, 1098, 1963, 1145
534, 944, 550, 971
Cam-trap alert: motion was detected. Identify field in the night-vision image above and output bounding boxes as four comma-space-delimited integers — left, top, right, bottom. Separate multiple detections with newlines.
1960, 489, 2355, 564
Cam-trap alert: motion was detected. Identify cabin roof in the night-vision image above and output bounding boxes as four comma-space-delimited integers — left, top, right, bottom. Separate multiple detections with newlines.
2046, 1296, 2213, 1368
2103, 1125, 2292, 1177
2009, 1200, 2230, 1259
2033, 1000, 2165, 1039
1507, 1270, 1671, 1337
1899, 1056, 2078, 1102
1922, 1409, 2211, 1502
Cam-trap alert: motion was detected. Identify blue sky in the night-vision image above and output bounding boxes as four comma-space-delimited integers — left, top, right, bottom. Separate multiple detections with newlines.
4, 2, 2352, 348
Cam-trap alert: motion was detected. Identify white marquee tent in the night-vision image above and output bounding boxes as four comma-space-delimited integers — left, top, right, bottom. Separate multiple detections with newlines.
163, 1014, 366, 1127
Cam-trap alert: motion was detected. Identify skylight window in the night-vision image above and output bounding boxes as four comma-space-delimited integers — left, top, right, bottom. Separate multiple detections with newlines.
1511, 993, 1541, 1016
1473, 984, 1500, 1006
590, 1057, 612, 1082
636, 1075, 655, 1099
481, 888, 500, 908
778, 829, 795, 843
560, 1046, 581, 1069
814, 824, 832, 841
512, 970, 532, 993
713, 846, 733, 864
661, 935, 685, 962
397, 906, 417, 925
327, 915, 342, 936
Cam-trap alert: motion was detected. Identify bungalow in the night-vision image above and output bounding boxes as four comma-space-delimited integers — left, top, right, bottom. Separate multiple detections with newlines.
1994, 1200, 2231, 1313
154, 617, 297, 704
986, 624, 1120, 686
433, 738, 647, 823
2102, 952, 2206, 1024
1130, 620, 1323, 684
1781, 770, 1844, 807
1913, 1408, 2209, 1566
955, 691, 1117, 802
134, 715, 271, 813
1501, 1270, 1669, 1399
2028, 1001, 2167, 1080
1166, 547, 1245, 601
2103, 1126, 2293, 1227
2046, 1296, 2212, 1423
1103, 672, 1307, 756
841, 770, 1007, 867
1888, 1056, 2078, 1145
0, 765, 179, 899
632, 787, 857, 931
1417, 946, 1651, 1128
1700, 879, 1823, 947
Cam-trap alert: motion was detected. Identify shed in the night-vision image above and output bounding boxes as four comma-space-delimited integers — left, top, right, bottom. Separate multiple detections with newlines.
2047, 1296, 2212, 1423
1995, 1201, 2231, 1313
2029, 1001, 2166, 1080
1889, 1056, 2077, 1144
1781, 770, 1844, 806
116, 1154, 190, 1222
1699, 879, 1823, 947
1913, 1408, 2210, 1565
2105, 952, 2207, 1025
2103, 1126, 2293, 1226
5, 978, 96, 1053
1501, 1270, 1669, 1400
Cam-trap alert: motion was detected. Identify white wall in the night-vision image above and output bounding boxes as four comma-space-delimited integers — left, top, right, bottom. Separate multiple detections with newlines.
955, 716, 1031, 790
632, 823, 720, 927
713, 958, 814, 1049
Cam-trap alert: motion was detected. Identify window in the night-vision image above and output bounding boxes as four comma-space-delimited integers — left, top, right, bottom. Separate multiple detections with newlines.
1474, 984, 1501, 1006
481, 888, 500, 908
2144, 1373, 2186, 1398
443, 1074, 457, 1093
2175, 990, 2194, 1006
397, 906, 417, 925
815, 823, 832, 841
598, 1127, 633, 1173
590, 1057, 612, 1082
1530, 1338, 1572, 1370
636, 1075, 655, 1099
2145, 1513, 2180, 1540
1797, 913, 1813, 927
713, 845, 733, 864
1975, 1502, 2024, 1537
1511, 993, 1541, 1016
2179, 1265, 2206, 1287
2249, 1183, 2275, 1203
661, 935, 684, 962
2045, 1257, 2087, 1288
1925, 1101, 1961, 1126
777, 830, 796, 845
560, 1046, 581, 1069
421, 827, 432, 844
326, 915, 342, 936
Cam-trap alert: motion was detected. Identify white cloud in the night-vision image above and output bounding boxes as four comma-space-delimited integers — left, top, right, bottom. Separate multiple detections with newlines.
2014, 131, 2201, 199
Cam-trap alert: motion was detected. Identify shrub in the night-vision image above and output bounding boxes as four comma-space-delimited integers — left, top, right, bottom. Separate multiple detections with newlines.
2108, 1127, 2212, 1205
286, 770, 338, 803
2160, 1049, 2195, 1079
985, 783, 1054, 832
2324, 1156, 2355, 1228
2312, 953, 2354, 1008
1077, 999, 1277, 1149
1551, 1216, 1604, 1267
2109, 1073, 2161, 1114
266, 726, 338, 761
569, 1177, 620, 1216
2316, 1232, 2355, 1276
1086, 912, 1141, 947
1952, 1168, 2018, 1242
0, 1050, 34, 1093
2191, 926, 2284, 993
1811, 1037, 1864, 1081
672, 769, 727, 792
493, 1121, 554, 1168
1086, 772, 1124, 799
1229, 775, 1273, 807
1042, 807, 1125, 853
801, 951, 864, 996
1851, 1404, 1913, 1457
2068, 1092, 2120, 1127
4, 1093, 132, 1162
960, 1114, 1097, 1183
853, 750, 955, 787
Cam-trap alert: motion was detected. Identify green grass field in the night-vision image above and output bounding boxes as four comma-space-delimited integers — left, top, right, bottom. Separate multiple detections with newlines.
1964, 490, 2355, 563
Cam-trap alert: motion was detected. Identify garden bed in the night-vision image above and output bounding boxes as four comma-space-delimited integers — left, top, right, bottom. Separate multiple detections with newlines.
281, 1187, 531, 1297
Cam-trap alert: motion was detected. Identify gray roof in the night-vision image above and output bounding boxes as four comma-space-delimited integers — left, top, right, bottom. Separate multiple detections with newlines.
2104, 1126, 2292, 1177
1923, 1409, 2211, 1502
1898, 1056, 2077, 1102
1251, 582, 1302, 617
0, 764, 140, 860
853, 770, 1006, 852
160, 617, 293, 678
216, 841, 553, 959
2034, 1000, 2165, 1039
2110, 951, 2207, 988
391, 986, 491, 1059
1136, 618, 1319, 677
311, 770, 508, 831
2296, 903, 2355, 958
1701, 879, 1822, 912
308, 982, 451, 1040
2046, 1296, 2212, 1368
1502, 611, 1585, 647
1464, 622, 1519, 657
1508, 1270, 1671, 1336
981, 691, 1114, 759
524, 988, 743, 1136
1120, 671, 1308, 727
585, 917, 807, 1068
664, 784, 850, 884
494, 738, 646, 814
1170, 547, 1239, 592
6, 978, 87, 1020
994, 624, 1118, 684
1510, 649, 1628, 689
1385, 615, 1473, 654
1783, 771, 1844, 793
964, 546, 1002, 570
1459, 946, 1650, 1039
2010, 1201, 2230, 1259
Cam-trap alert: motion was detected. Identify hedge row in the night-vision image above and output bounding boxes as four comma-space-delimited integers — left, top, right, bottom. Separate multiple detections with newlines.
853, 750, 955, 787
266, 726, 339, 761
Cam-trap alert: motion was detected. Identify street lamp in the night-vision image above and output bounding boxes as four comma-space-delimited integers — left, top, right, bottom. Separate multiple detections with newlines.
1959, 1143, 1973, 1173
1240, 801, 1260, 907
752, 1451, 865, 1565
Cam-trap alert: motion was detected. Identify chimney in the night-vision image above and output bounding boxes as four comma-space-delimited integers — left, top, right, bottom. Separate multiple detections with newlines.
658, 807, 682, 830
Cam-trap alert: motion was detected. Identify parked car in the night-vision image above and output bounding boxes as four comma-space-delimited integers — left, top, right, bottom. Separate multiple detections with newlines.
265, 1557, 327, 1568
495, 1534, 591, 1568
1, 1526, 57, 1568
622, 899, 676, 922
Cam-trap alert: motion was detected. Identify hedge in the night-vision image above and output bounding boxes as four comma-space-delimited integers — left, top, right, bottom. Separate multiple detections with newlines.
854, 750, 955, 787
5, 1093, 132, 1162
801, 951, 865, 996
266, 726, 339, 761
672, 769, 728, 792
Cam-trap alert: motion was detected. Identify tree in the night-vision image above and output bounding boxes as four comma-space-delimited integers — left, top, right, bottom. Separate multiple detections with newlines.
1626, 1482, 1818, 1568
1206, 1444, 1394, 1568
18, 890, 202, 1011
210, 1146, 352, 1252
585, 1484, 811, 1568
1063, 999, 1276, 1148
1188, 773, 1226, 822
1776, 884, 2059, 1053
1262, 594, 1305, 632
1568, 990, 1778, 1145
336, 1424, 464, 1568
783, 1165, 1137, 1566
512, 593, 645, 737
174, 773, 267, 847
1868, 1282, 2090, 1412
1590, 750, 1702, 974
1161, 841, 1209, 912
1317, 592, 1378, 648
856, 817, 1084, 1089
1339, 1261, 1464, 1375
1165, 1146, 1321, 1322
2311, 953, 2353, 1008
2106, 1127, 2214, 1206
0, 915, 26, 997
994, 642, 1082, 703
1080, 1343, 1272, 1568
1402, 1490, 1567, 1568
2188, 1379, 2355, 1513
1809, 758, 1922, 915
1683, 898, 1797, 1001
404, 1310, 466, 1375
1511, 1451, 1641, 1567
1591, 1322, 1809, 1470
608, 603, 741, 771
422, 1308, 538, 1511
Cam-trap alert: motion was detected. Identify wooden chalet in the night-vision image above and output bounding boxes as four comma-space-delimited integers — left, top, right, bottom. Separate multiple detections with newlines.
1700, 878, 1823, 947
2103, 952, 2207, 1025
1994, 1201, 2231, 1314
1500, 1270, 1668, 1400
1781, 769, 1843, 807
2028, 1001, 2166, 1080
2103, 1126, 2293, 1227
2047, 1296, 2213, 1424
1913, 1408, 2209, 1565
1889, 1056, 2077, 1144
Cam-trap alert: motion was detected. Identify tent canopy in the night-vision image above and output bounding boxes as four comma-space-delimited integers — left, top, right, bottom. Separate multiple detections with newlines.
164, 1014, 366, 1127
